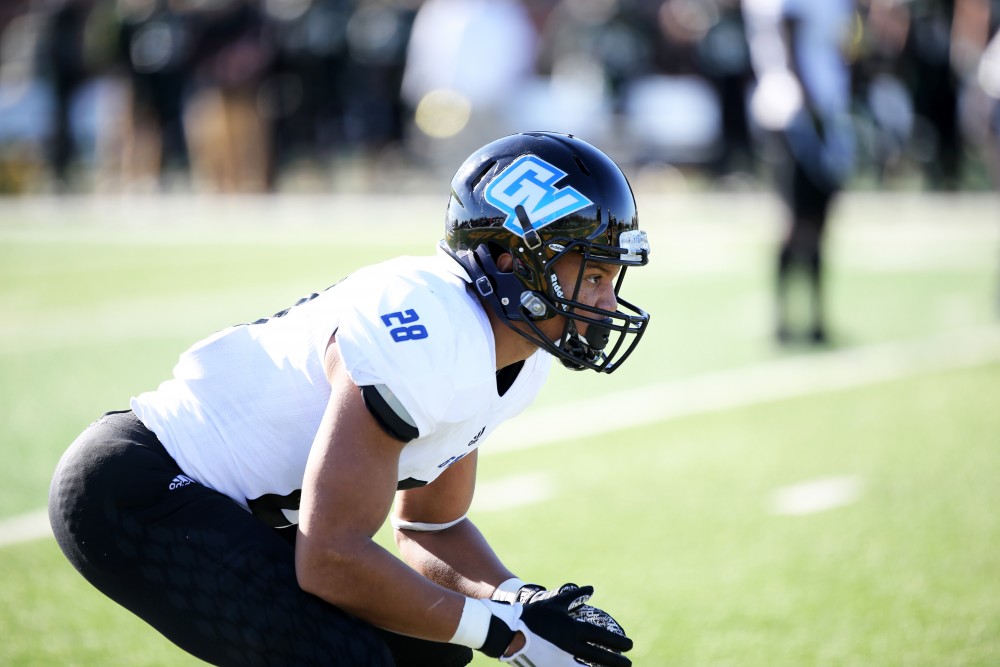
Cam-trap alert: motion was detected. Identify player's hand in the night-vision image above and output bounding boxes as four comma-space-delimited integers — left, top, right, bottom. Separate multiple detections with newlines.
504, 585, 633, 667
474, 598, 580, 664
520, 584, 631, 640
566, 602, 632, 667
500, 624, 587, 666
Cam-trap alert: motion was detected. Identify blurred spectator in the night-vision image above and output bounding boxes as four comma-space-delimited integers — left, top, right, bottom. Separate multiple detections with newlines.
610, 0, 753, 178
0, 0, 120, 192
902, 0, 991, 189
5, 0, 1000, 193
115, 0, 194, 191
700, 0, 754, 177
185, 0, 272, 193
853, 0, 993, 189
852, 0, 914, 184
261, 0, 351, 177
490, 0, 620, 147
906, 0, 963, 188
651, 0, 754, 176
340, 0, 417, 153
401, 0, 537, 162
974, 4, 1000, 186
536, 0, 649, 115
259, 0, 417, 187
744, 0, 856, 345
971, 6, 1000, 313
40, 0, 96, 190
0, 1, 49, 192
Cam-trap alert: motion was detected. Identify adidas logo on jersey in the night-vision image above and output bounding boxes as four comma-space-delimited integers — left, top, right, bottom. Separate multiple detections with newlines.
467, 426, 486, 448
168, 474, 196, 491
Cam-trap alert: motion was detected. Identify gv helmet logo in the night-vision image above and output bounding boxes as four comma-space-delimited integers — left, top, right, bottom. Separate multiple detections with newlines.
484, 155, 592, 237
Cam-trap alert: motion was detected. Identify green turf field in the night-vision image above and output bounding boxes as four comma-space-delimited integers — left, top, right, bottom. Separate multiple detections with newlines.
1, 191, 998, 665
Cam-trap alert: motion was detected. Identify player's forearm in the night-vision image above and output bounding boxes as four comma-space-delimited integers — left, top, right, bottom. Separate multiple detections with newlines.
296, 531, 467, 641
394, 518, 515, 599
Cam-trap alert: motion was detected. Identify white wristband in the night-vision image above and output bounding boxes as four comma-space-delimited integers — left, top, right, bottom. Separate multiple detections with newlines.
449, 597, 493, 649
492, 577, 527, 603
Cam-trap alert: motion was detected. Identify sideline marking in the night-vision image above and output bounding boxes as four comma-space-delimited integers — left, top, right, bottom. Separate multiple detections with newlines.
3, 325, 999, 548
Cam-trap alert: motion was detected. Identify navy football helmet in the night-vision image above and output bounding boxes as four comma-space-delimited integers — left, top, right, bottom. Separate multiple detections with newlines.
442, 132, 650, 373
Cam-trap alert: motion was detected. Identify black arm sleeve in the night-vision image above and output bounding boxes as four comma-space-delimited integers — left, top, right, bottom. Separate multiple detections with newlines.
359, 384, 419, 443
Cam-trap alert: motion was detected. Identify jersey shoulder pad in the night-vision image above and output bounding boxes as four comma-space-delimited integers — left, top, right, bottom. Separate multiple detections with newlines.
335, 257, 493, 430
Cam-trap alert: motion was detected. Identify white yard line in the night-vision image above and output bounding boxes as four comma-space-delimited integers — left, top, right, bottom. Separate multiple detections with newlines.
0, 509, 51, 548
483, 325, 1000, 456
474, 473, 555, 512
768, 476, 864, 516
3, 325, 1000, 548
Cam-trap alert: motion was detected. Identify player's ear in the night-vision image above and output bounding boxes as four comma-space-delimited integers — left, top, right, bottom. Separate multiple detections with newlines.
496, 252, 514, 272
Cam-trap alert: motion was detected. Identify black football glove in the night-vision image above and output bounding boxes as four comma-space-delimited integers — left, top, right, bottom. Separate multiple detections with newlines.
568, 602, 631, 667
507, 584, 632, 667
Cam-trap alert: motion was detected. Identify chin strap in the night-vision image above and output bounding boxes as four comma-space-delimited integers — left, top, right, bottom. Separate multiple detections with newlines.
558, 318, 612, 371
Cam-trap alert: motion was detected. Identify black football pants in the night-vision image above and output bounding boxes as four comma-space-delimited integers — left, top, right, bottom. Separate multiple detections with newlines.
48, 410, 472, 667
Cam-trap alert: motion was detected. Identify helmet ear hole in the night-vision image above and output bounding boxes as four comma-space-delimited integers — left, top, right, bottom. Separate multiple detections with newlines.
485, 241, 509, 266
513, 258, 532, 280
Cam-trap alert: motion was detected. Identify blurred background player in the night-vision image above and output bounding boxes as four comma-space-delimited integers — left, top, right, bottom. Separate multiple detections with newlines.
744, 0, 857, 346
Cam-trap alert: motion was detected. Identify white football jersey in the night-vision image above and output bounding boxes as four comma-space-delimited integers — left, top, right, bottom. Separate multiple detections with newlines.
744, 0, 853, 116
131, 249, 550, 526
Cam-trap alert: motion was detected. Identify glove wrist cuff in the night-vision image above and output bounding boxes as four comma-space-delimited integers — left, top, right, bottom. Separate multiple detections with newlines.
492, 577, 547, 605
492, 577, 527, 603
481, 613, 517, 659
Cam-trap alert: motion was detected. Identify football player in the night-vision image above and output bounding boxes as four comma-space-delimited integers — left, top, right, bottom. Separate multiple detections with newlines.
744, 0, 856, 345
49, 132, 648, 666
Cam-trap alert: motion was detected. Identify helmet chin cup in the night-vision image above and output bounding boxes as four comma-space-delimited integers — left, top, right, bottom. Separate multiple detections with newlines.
585, 317, 613, 351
